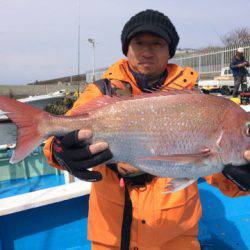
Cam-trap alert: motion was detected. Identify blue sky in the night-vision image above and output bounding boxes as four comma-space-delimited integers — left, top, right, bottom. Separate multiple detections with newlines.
0, 0, 249, 85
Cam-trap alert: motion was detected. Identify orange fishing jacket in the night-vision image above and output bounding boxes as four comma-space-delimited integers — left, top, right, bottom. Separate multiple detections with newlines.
44, 59, 247, 249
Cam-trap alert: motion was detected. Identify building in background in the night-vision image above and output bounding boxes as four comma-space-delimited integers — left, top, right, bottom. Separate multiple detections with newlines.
0, 74, 87, 98
171, 43, 250, 80
29, 74, 86, 86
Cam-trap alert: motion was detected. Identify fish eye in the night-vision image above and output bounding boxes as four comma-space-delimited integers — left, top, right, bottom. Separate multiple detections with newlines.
246, 122, 250, 136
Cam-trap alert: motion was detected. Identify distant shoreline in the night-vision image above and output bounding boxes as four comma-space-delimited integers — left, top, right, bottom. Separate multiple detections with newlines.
0, 83, 86, 98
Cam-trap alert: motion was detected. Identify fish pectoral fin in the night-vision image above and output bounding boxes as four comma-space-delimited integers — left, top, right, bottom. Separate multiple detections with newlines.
139, 148, 211, 165
164, 178, 197, 194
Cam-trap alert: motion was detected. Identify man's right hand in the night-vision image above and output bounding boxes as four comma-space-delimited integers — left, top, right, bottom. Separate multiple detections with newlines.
52, 129, 113, 182
244, 61, 250, 67
238, 63, 246, 68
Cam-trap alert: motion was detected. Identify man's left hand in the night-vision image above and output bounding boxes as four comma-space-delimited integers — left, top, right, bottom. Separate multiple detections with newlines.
222, 150, 250, 191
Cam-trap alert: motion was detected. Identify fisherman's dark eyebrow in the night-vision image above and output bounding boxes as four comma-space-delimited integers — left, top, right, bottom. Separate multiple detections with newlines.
132, 37, 143, 42
132, 37, 166, 43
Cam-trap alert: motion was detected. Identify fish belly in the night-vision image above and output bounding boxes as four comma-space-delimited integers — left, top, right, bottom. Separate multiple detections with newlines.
94, 132, 224, 179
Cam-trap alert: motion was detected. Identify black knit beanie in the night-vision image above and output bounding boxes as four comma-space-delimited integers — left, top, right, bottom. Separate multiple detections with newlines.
121, 9, 179, 58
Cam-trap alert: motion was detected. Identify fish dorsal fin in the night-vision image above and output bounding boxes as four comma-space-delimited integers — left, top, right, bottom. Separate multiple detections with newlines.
71, 89, 199, 115
71, 95, 122, 115
123, 89, 200, 104
130, 88, 199, 100
160, 88, 199, 95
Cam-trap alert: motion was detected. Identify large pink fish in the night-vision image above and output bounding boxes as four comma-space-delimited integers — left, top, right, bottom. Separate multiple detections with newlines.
0, 91, 249, 191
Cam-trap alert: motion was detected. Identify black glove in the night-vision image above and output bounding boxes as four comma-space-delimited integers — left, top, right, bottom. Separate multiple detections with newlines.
52, 130, 113, 182
222, 164, 250, 191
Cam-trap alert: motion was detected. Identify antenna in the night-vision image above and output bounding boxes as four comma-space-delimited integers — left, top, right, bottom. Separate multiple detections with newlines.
77, 0, 80, 97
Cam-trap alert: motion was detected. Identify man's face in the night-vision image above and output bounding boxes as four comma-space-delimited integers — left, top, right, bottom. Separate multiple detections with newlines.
236, 51, 244, 59
127, 33, 170, 78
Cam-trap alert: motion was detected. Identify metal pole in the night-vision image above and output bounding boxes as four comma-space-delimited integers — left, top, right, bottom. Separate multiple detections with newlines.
93, 40, 95, 82
221, 51, 224, 71
88, 38, 96, 82
198, 55, 201, 75
77, 0, 80, 97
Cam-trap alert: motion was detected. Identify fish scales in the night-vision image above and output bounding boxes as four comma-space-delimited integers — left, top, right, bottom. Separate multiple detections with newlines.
82, 94, 229, 177
41, 93, 246, 179
0, 92, 249, 182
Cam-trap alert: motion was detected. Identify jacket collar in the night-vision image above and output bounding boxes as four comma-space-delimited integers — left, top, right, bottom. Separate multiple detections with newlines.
102, 59, 189, 94
103, 59, 184, 85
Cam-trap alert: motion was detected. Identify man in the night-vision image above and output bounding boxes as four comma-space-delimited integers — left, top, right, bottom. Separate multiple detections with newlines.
231, 47, 250, 97
44, 10, 250, 249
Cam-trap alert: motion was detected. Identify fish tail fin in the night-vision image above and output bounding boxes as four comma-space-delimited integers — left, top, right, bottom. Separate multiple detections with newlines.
0, 96, 49, 163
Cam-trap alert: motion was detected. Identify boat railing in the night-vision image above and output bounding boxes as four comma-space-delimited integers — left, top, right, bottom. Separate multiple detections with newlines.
0, 142, 91, 217
0, 144, 62, 182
